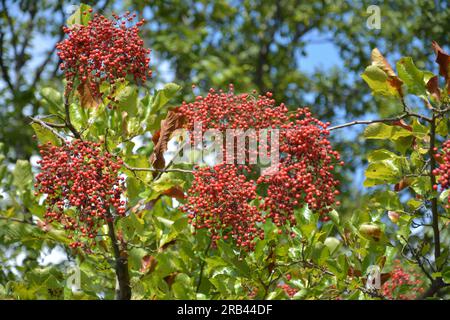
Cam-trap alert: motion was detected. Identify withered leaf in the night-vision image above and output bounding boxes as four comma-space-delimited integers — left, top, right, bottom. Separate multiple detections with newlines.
140, 255, 157, 274
150, 110, 186, 169
77, 80, 101, 108
371, 48, 403, 96
426, 75, 441, 101
162, 186, 185, 200
432, 41, 450, 94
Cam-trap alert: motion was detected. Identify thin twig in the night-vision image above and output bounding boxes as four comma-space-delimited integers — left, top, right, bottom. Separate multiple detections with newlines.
29, 116, 66, 141
123, 162, 193, 174
64, 97, 82, 139
400, 235, 434, 282
106, 209, 131, 300
329, 112, 432, 131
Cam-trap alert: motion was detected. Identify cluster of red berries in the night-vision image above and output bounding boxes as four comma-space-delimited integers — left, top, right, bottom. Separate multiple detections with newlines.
433, 140, 450, 209
179, 86, 290, 164
277, 283, 298, 298
183, 164, 263, 250
56, 11, 151, 105
179, 87, 342, 249
258, 108, 342, 226
382, 260, 424, 300
35, 140, 125, 251
179, 86, 289, 132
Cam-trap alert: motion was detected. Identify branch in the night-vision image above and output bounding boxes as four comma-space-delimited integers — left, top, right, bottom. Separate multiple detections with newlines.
400, 235, 434, 282
1, 0, 18, 59
64, 97, 82, 139
196, 239, 212, 293
123, 162, 193, 174
153, 141, 190, 180
429, 115, 441, 263
106, 210, 131, 300
0, 30, 15, 92
29, 116, 67, 141
31, 3, 66, 88
328, 111, 432, 131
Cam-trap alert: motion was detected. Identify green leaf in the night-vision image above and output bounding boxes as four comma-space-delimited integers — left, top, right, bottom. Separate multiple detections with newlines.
372, 190, 402, 211
411, 119, 428, 139
31, 123, 60, 146
364, 123, 412, 140
364, 160, 400, 186
128, 247, 147, 270
13, 160, 33, 192
151, 83, 181, 114
410, 176, 431, 197
116, 85, 138, 117
40, 87, 63, 113
152, 171, 186, 194
172, 273, 193, 299
66, 4, 92, 26
397, 57, 433, 96
439, 189, 450, 205
324, 237, 341, 255
436, 118, 449, 137
69, 103, 86, 130
361, 65, 400, 97
367, 149, 397, 162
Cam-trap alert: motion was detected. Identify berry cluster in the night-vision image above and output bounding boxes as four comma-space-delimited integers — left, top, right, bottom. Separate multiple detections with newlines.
277, 283, 298, 298
258, 108, 342, 226
183, 164, 263, 250
179, 86, 289, 132
382, 260, 424, 300
433, 140, 450, 209
35, 140, 125, 251
180, 87, 342, 249
179, 86, 289, 164
56, 11, 151, 104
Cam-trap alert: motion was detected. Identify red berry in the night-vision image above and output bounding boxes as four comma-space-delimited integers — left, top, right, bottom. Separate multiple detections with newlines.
179, 87, 342, 250
35, 140, 126, 251
56, 12, 151, 106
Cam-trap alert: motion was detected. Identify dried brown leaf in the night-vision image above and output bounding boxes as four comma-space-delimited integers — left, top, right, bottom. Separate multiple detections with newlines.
150, 110, 186, 169
426, 75, 441, 101
371, 48, 403, 96
77, 80, 101, 108
431, 41, 450, 94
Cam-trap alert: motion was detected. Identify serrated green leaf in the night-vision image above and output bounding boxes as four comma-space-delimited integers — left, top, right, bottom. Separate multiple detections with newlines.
151, 83, 181, 114
364, 123, 412, 140
397, 57, 432, 96
364, 160, 400, 186
367, 149, 397, 162
40, 87, 63, 113
13, 160, 33, 192
31, 123, 61, 146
